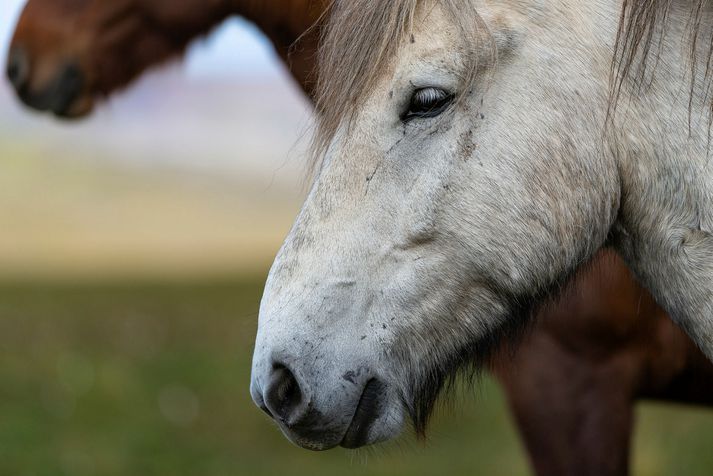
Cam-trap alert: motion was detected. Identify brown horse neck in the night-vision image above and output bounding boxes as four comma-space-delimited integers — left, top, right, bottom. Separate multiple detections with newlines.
230, 0, 325, 43
228, 0, 328, 97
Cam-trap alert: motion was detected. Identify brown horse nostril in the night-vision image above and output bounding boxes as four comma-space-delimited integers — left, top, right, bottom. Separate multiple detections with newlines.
6, 51, 84, 117
264, 364, 307, 425
6, 47, 29, 91
48, 62, 84, 116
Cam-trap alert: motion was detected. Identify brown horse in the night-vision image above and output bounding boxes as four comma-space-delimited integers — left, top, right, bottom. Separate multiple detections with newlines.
7, 1, 713, 475
6, 0, 323, 117
496, 250, 713, 476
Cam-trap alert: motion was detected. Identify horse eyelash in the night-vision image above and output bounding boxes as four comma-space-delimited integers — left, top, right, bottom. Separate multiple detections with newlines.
402, 88, 456, 122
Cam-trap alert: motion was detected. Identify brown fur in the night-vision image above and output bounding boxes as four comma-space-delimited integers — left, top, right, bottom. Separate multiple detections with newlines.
495, 249, 713, 476
9, 0, 326, 116
9, 1, 713, 474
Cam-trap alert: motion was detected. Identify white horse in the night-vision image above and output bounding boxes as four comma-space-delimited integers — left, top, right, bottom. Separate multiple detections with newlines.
250, 0, 713, 451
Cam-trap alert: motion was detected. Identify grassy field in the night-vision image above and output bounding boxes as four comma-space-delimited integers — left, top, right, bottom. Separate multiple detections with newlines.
0, 277, 710, 476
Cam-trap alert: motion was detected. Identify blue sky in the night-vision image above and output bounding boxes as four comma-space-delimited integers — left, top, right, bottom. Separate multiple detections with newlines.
0, 0, 284, 80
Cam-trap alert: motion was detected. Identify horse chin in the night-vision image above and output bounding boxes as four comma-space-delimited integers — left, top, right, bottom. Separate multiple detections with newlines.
53, 94, 94, 119
339, 416, 404, 449
290, 407, 404, 451
302, 399, 404, 451
15, 84, 94, 119
258, 376, 407, 451
339, 379, 406, 449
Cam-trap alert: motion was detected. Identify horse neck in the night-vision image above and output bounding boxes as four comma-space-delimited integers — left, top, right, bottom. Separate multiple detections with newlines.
229, 0, 326, 97
609, 0, 713, 359
612, 1, 713, 232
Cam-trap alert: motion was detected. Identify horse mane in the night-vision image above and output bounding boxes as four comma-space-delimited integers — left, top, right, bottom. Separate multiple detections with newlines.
611, 0, 713, 120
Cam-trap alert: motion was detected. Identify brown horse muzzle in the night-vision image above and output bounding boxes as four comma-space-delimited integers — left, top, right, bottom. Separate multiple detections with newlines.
6, 46, 87, 118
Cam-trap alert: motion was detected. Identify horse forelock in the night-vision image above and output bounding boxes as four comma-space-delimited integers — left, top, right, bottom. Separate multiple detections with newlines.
309, 0, 488, 179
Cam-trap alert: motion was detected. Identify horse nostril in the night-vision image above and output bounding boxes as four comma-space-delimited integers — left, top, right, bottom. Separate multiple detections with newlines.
6, 47, 29, 90
51, 62, 84, 116
264, 363, 307, 425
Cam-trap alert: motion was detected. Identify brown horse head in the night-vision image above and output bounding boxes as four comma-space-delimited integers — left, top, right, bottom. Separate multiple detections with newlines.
7, 0, 234, 118
6, 0, 325, 118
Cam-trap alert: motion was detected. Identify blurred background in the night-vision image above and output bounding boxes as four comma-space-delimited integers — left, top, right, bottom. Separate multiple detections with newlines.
0, 1, 711, 475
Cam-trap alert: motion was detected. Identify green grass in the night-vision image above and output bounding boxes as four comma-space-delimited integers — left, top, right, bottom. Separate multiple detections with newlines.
0, 279, 710, 476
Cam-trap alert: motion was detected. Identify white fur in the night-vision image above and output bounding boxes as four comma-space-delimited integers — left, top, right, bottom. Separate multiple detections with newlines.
251, 0, 713, 450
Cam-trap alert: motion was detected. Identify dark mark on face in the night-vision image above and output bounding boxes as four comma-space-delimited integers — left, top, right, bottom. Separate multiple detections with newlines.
342, 371, 358, 384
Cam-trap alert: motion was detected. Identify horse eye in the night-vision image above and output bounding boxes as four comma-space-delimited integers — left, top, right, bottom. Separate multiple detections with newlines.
402, 87, 454, 122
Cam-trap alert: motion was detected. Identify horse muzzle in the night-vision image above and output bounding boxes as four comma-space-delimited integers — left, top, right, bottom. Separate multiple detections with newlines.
6, 46, 91, 118
250, 349, 403, 450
